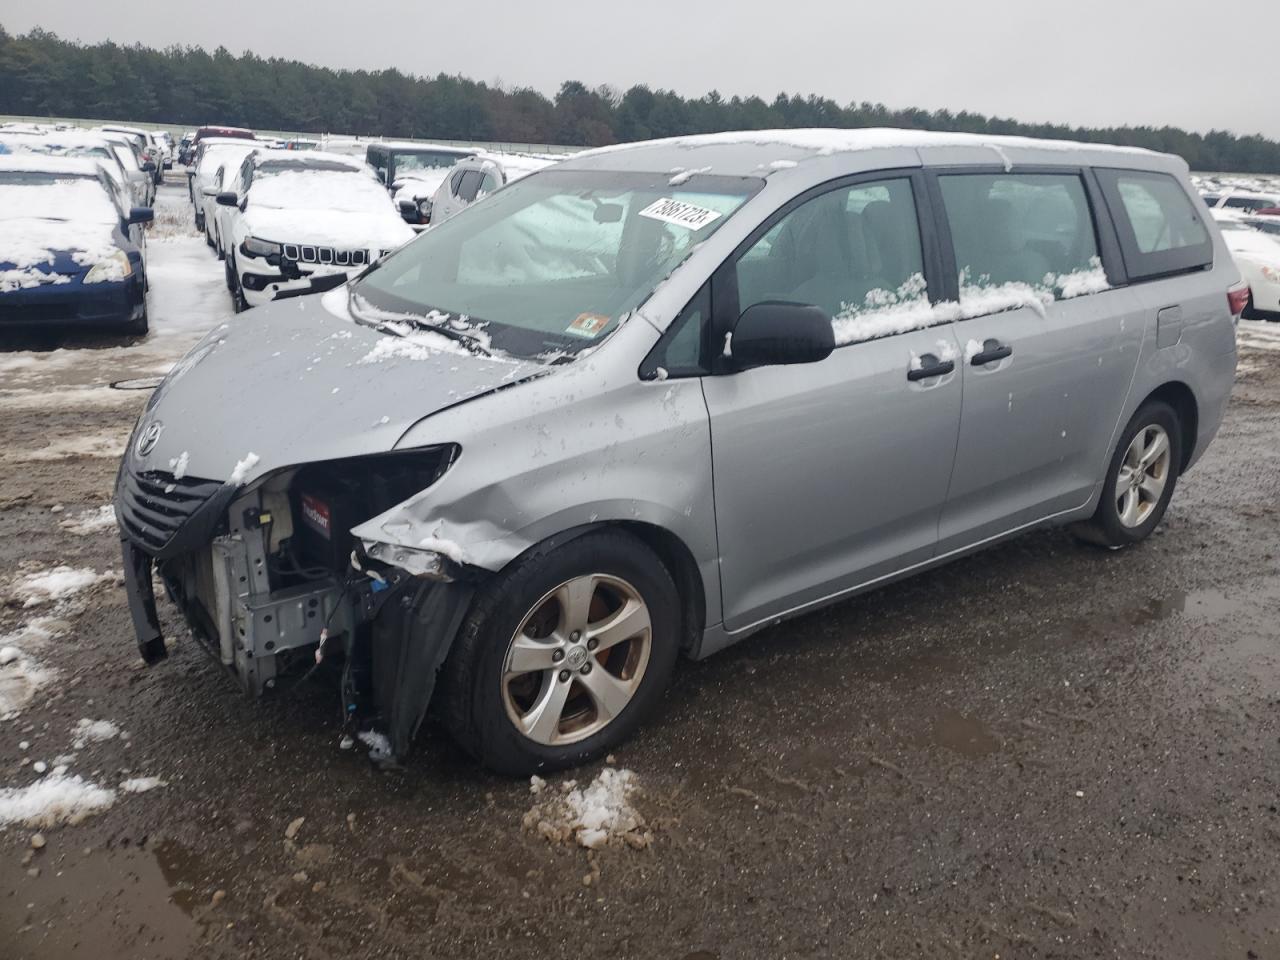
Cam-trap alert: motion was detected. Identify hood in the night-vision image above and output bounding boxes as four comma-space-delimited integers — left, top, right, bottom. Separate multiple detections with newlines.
0, 219, 121, 290
243, 207, 415, 251
392, 170, 449, 203
130, 288, 543, 486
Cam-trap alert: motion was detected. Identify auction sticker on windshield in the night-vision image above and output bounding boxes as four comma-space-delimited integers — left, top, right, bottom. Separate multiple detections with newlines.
566, 313, 610, 338
638, 197, 723, 230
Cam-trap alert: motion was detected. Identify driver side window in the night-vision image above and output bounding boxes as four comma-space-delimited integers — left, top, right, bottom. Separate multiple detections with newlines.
734, 178, 928, 346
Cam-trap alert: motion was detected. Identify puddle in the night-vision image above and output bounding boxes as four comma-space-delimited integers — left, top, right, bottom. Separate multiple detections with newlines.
923, 708, 1000, 757
0, 840, 208, 959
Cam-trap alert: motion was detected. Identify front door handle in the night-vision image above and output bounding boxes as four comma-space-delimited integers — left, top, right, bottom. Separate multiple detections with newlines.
907, 354, 955, 381
970, 339, 1013, 365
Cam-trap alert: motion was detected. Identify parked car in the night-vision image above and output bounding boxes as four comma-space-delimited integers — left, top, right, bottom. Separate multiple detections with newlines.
1209, 189, 1280, 214
1214, 212, 1280, 319
215, 150, 414, 309
424, 152, 556, 226
189, 139, 258, 232
0, 129, 137, 205
365, 141, 474, 195
97, 131, 155, 207
116, 129, 1239, 774
99, 125, 164, 185
155, 131, 176, 169
0, 154, 151, 333
178, 132, 196, 165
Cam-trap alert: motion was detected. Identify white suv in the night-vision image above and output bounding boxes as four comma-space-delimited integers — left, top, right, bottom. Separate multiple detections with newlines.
216, 150, 414, 309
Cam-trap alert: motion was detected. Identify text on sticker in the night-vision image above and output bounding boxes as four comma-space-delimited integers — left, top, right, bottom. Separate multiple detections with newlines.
638, 198, 723, 230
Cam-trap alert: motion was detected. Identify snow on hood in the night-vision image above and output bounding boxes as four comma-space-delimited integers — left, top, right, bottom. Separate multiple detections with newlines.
0, 180, 121, 290
130, 288, 543, 486
244, 169, 415, 249
392, 168, 450, 204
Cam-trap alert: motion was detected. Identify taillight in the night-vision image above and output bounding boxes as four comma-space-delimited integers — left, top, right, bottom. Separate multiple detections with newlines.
1227, 284, 1250, 319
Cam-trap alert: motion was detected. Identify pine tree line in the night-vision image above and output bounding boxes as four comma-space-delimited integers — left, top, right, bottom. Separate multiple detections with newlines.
2, 26, 1278, 172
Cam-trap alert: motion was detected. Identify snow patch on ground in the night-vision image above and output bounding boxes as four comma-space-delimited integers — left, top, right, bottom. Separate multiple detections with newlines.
523, 768, 652, 850
72, 718, 123, 749
59, 505, 116, 536
8, 566, 111, 608
0, 773, 116, 828
119, 776, 167, 793
3, 431, 128, 463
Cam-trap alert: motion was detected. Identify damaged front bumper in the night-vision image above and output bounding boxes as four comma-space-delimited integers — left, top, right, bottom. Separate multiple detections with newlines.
115, 451, 474, 759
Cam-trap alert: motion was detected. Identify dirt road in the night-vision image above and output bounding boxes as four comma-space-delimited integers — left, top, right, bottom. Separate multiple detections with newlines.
3, 180, 1280, 959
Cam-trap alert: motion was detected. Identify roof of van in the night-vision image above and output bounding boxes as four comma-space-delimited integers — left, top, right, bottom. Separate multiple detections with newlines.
565, 128, 1174, 177
372, 141, 477, 155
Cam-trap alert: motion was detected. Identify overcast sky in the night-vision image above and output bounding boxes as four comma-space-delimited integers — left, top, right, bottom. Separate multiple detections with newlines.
2, 0, 1274, 139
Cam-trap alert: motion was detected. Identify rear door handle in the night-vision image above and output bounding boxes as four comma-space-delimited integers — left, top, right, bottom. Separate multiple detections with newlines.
907, 354, 955, 381
970, 339, 1013, 365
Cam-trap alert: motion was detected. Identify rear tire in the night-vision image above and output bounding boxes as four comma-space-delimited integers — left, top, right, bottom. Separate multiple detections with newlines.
1074, 401, 1181, 549
440, 530, 681, 776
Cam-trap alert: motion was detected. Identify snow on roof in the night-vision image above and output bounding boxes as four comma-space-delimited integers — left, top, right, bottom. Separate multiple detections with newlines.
569, 127, 1164, 173
474, 151, 559, 181
252, 148, 367, 171
250, 166, 387, 212
374, 140, 476, 154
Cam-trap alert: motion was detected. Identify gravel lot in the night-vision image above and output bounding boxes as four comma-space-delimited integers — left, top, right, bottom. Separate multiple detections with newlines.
3, 176, 1280, 960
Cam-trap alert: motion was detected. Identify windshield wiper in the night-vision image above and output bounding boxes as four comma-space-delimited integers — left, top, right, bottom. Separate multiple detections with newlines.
349, 292, 493, 358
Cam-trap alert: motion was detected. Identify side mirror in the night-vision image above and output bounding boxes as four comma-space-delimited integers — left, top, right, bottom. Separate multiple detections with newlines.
215, 191, 239, 207
142, 160, 156, 172
127, 206, 154, 225
731, 301, 834, 368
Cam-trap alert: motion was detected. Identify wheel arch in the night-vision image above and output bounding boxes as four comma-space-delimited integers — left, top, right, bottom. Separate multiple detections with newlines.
1139, 380, 1199, 471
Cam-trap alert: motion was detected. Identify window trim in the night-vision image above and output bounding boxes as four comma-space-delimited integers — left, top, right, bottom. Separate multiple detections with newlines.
924, 164, 1123, 304
1094, 167, 1213, 283
709, 167, 944, 375
638, 282, 711, 381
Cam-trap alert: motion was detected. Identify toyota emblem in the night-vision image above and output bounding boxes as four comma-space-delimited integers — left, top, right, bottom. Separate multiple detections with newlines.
135, 421, 163, 457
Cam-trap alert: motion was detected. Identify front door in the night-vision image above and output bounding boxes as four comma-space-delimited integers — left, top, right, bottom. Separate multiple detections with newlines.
702, 174, 963, 633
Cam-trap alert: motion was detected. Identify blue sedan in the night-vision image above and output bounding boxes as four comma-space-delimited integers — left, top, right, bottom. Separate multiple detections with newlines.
0, 155, 153, 334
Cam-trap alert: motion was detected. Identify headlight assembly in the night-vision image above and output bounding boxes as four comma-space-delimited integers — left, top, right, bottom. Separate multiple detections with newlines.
84, 251, 132, 284
241, 236, 282, 258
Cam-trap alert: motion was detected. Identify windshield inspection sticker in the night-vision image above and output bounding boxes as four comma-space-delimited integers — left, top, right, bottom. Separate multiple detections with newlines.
566, 313, 610, 338
638, 197, 723, 230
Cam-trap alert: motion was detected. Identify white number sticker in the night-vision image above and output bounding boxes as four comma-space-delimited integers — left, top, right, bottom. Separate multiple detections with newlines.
637, 197, 723, 230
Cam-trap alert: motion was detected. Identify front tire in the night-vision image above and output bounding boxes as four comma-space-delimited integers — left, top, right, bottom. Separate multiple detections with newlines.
1075, 401, 1181, 548
441, 530, 681, 776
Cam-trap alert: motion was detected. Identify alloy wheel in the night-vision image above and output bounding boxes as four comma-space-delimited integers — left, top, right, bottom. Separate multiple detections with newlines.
501, 574, 652, 746
1116, 424, 1171, 528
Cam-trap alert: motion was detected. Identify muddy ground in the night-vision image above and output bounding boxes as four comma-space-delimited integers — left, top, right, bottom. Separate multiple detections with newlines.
2, 179, 1280, 959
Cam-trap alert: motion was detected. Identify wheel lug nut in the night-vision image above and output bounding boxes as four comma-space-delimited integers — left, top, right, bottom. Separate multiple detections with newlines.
558, 669, 570, 683
552, 649, 564, 662
580, 663, 592, 675
586, 638, 598, 651
570, 631, 581, 642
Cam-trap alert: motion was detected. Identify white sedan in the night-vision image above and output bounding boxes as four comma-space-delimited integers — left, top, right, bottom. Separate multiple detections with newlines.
1215, 213, 1280, 320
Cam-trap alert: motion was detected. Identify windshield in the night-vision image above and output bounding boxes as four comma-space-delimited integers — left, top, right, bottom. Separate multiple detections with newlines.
0, 174, 117, 224
395, 151, 468, 174
351, 168, 762, 360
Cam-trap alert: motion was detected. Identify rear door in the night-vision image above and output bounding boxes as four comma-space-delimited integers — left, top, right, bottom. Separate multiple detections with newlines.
931, 168, 1145, 551
700, 172, 964, 633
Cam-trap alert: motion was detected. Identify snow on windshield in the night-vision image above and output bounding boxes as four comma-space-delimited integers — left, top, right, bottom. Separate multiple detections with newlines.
252, 169, 390, 213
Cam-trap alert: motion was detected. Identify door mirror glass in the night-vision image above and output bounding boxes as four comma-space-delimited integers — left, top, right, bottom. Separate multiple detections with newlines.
215, 191, 239, 207
732, 301, 834, 368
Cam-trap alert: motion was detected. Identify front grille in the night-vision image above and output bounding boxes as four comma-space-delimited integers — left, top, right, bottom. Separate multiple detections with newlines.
117, 468, 223, 555
1, 292, 130, 324
281, 244, 367, 267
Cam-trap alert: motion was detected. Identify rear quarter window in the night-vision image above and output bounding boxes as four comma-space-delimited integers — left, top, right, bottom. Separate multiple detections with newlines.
1096, 169, 1212, 281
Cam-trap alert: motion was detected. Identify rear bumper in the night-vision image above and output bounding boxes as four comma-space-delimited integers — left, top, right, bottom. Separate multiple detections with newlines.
0, 275, 145, 328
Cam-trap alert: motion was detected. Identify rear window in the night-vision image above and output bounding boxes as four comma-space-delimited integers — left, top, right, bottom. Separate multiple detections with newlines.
1096, 169, 1212, 281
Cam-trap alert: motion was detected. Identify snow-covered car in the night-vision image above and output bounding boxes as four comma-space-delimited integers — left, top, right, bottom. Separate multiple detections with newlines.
190, 138, 258, 233
1214, 212, 1280, 319
392, 167, 455, 230
154, 130, 176, 169
1209, 189, 1280, 215
99, 125, 164, 185
97, 131, 155, 207
0, 155, 152, 333
216, 150, 414, 309
365, 141, 474, 197
426, 153, 558, 225
0, 129, 136, 203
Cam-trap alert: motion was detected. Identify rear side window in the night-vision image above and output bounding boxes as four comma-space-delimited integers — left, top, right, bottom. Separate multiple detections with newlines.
457, 170, 483, 202
938, 172, 1104, 306
1096, 169, 1211, 280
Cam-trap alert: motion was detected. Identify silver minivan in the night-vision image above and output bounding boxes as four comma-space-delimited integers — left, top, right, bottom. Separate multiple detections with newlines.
116, 129, 1242, 774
